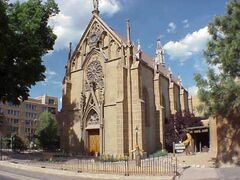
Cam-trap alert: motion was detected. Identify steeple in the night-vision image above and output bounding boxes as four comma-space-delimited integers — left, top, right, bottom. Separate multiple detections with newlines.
155, 38, 165, 66
92, 0, 100, 15
68, 42, 72, 60
126, 19, 132, 45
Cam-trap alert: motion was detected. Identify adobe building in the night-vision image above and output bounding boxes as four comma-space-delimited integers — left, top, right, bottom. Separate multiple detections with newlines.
59, 2, 191, 156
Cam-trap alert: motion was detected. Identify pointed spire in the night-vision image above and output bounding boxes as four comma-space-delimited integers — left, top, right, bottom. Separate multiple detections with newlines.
135, 39, 142, 60
168, 67, 172, 77
68, 42, 72, 60
126, 19, 132, 45
178, 74, 182, 86
155, 38, 165, 66
137, 39, 141, 52
92, 0, 100, 15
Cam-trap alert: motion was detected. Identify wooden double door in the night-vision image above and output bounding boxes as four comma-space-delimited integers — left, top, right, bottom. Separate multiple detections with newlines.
88, 129, 100, 155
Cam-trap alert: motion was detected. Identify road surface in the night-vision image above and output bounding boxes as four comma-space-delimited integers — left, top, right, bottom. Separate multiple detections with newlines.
0, 165, 97, 180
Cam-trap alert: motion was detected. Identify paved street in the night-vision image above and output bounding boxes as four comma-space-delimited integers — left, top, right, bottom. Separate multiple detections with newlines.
0, 162, 173, 180
0, 165, 99, 180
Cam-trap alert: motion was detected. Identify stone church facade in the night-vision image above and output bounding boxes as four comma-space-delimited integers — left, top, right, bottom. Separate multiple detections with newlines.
59, 7, 190, 156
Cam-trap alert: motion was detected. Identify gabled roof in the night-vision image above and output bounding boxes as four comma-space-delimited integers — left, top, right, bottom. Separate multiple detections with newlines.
70, 14, 180, 85
71, 14, 126, 60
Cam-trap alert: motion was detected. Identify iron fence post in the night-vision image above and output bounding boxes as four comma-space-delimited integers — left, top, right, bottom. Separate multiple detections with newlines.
153, 156, 155, 176
124, 159, 129, 176
175, 157, 178, 176
0, 136, 2, 160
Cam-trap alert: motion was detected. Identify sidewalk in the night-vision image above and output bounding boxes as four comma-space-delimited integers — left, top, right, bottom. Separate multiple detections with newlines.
177, 166, 240, 180
177, 167, 219, 180
0, 161, 174, 180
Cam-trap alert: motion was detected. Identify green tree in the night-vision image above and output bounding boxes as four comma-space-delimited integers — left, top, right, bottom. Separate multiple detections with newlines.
35, 111, 59, 151
0, 0, 59, 104
194, 0, 240, 118
12, 135, 27, 152
165, 112, 203, 151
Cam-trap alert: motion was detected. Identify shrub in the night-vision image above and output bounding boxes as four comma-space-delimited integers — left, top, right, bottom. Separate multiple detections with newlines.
150, 149, 168, 158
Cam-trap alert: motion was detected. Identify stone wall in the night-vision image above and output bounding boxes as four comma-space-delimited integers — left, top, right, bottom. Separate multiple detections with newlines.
216, 115, 240, 166
210, 115, 240, 166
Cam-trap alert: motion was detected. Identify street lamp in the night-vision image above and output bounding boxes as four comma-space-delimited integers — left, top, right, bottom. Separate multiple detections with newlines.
135, 127, 138, 146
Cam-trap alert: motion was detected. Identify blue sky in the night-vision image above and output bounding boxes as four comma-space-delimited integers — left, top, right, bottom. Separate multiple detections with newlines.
27, 0, 228, 109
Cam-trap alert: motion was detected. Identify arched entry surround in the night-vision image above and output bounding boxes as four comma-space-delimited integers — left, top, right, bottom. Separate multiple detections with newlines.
80, 48, 105, 156
85, 109, 100, 155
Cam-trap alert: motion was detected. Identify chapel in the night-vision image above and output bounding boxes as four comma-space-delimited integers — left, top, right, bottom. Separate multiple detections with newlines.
59, 1, 191, 156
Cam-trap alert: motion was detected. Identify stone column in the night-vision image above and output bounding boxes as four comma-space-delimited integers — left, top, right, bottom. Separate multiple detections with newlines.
115, 44, 128, 155
180, 88, 189, 114
188, 96, 193, 114
169, 81, 176, 115
154, 74, 165, 149
130, 62, 145, 152
99, 89, 104, 155
126, 44, 134, 156
100, 123, 104, 155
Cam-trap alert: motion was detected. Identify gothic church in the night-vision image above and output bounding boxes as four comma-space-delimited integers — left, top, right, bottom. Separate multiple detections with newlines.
59, 2, 190, 156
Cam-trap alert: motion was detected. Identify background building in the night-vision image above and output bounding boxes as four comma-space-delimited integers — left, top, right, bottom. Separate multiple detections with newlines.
0, 95, 58, 141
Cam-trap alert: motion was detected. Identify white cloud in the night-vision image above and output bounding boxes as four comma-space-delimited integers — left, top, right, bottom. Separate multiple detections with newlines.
194, 58, 207, 73
163, 26, 211, 61
45, 69, 57, 76
52, 81, 62, 86
49, 0, 122, 50
58, 97, 62, 110
10, 0, 122, 51
41, 69, 58, 86
188, 86, 198, 96
182, 19, 189, 29
210, 64, 222, 75
167, 22, 176, 33
147, 44, 153, 49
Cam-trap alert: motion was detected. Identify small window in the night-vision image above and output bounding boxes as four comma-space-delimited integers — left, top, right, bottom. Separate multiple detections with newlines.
14, 119, 19, 124
26, 120, 30, 125
48, 99, 55, 105
48, 107, 56, 114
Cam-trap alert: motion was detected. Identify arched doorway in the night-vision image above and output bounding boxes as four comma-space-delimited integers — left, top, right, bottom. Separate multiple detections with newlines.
87, 129, 100, 155
85, 109, 100, 155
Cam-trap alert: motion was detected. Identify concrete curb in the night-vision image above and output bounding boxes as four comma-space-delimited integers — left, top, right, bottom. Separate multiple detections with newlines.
0, 161, 174, 180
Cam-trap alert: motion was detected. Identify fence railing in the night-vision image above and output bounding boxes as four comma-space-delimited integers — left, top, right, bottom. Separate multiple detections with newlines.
28, 156, 177, 176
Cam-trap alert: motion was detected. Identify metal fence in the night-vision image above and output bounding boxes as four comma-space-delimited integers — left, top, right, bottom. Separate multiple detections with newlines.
28, 156, 177, 176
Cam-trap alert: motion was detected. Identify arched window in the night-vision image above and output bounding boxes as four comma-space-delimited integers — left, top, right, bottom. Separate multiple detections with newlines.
143, 88, 150, 127
86, 109, 99, 126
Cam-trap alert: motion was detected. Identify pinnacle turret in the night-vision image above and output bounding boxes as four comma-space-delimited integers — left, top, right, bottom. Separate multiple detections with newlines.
155, 38, 165, 66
